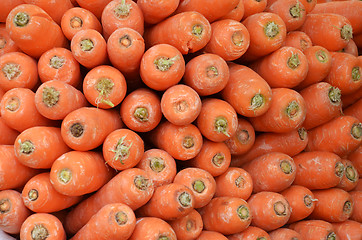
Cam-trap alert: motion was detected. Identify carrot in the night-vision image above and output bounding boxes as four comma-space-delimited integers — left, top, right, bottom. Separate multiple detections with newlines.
305, 115, 362, 157
342, 87, 362, 109
22, 172, 82, 213
0, 88, 55, 132
183, 53, 229, 96
75, 0, 112, 20
70, 203, 136, 240
174, 0, 239, 23
64, 168, 154, 235
61, 7, 102, 40
325, 52, 362, 95
225, 118, 255, 155
120, 88, 162, 132
173, 168, 216, 209
289, 220, 338, 240
102, 128, 144, 171
309, 188, 353, 222
14, 126, 70, 169
348, 145, 362, 175
219, 0, 245, 22
349, 191, 362, 222
354, 32, 362, 50
241, 0, 267, 20
283, 31, 313, 52
161, 84, 202, 126
221, 63, 272, 117
332, 220, 362, 240
128, 217, 177, 240
250, 46, 309, 88
23, 0, 74, 25
295, 45, 332, 90
247, 191, 291, 231
0, 190, 31, 234
355, 179, 362, 191
0, 52, 39, 91
227, 226, 271, 240
196, 230, 228, 240
203, 19, 250, 61
230, 128, 308, 167
297, 0, 317, 13
34, 80, 88, 120
70, 29, 108, 69
20, 213, 66, 240
144, 11, 212, 55
0, 24, 20, 56
336, 159, 359, 191
150, 121, 203, 161
0, 0, 24, 23
37, 48, 82, 87
188, 139, 231, 177
339, 39, 358, 57
293, 151, 344, 189
168, 209, 203, 240
300, 13, 353, 52
214, 167, 253, 201
60, 107, 123, 151
107, 27, 145, 78
137, 0, 179, 25
5, 4, 67, 59
199, 197, 251, 235
136, 182, 195, 221
249, 88, 306, 133
0, 117, 19, 145
269, 228, 302, 240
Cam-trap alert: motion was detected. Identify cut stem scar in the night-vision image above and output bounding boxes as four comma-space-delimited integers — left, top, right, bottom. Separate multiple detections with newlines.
328, 86, 341, 105
232, 31, 243, 46
300, 39, 309, 51
178, 192, 192, 208
340, 24, 353, 41
31, 224, 49, 240
303, 194, 316, 208
298, 128, 307, 141
237, 130, 250, 144
212, 153, 225, 167
95, 78, 115, 107
280, 160, 293, 174
49, 55, 65, 69
80, 39, 94, 51
345, 165, 357, 182
237, 205, 250, 220
42, 86, 60, 108
149, 157, 165, 173
14, 12, 29, 27
134, 107, 149, 122
111, 136, 132, 164
274, 201, 287, 216
5, 97, 20, 111
58, 169, 72, 184
214, 117, 230, 137
70, 16, 83, 28
115, 211, 128, 225
192, 24, 203, 37
206, 66, 218, 78
235, 176, 245, 188
158, 236, 170, 240
343, 201, 353, 214
289, 3, 303, 18
250, 93, 265, 110
335, 162, 345, 178
114, 0, 132, 18
154, 55, 179, 72
287, 53, 300, 70
327, 232, 337, 240
316, 50, 328, 63
186, 220, 194, 231
352, 66, 360, 82
2, 63, 21, 80
28, 189, 38, 201
0, 199, 10, 214
192, 180, 205, 193
351, 123, 362, 140
70, 123, 84, 138
19, 140, 35, 154
183, 136, 194, 149
119, 35, 132, 48
264, 21, 280, 39
286, 101, 300, 118
174, 100, 188, 113
134, 175, 151, 191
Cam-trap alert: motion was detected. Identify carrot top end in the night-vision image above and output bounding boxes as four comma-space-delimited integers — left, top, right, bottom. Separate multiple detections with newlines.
328, 87, 341, 105
28, 189, 39, 201
0, 199, 11, 214
182, 136, 195, 149
2, 63, 21, 80
186, 219, 194, 231
111, 136, 132, 164
49, 56, 65, 69
264, 22, 280, 39
31, 224, 49, 240
212, 153, 225, 167
280, 160, 293, 174
192, 24, 204, 38
70, 123, 84, 138
315, 50, 328, 63
134, 175, 151, 191
42, 87, 60, 108
237, 205, 250, 220
149, 157, 165, 173
257, 238, 267, 240
232, 31, 244, 46
343, 201, 353, 214
287, 54, 301, 70
58, 168, 72, 184
134, 107, 149, 122
285, 101, 300, 118
114, 0, 132, 18
178, 192, 192, 208
250, 93, 265, 111
154, 56, 178, 72
206, 66, 218, 78
303, 194, 315, 208
13, 12, 29, 27
5, 97, 20, 112
19, 140, 35, 155
345, 165, 358, 182
95, 78, 115, 108
115, 211, 128, 225
340, 25, 353, 41
289, 3, 304, 18
351, 123, 362, 140
298, 128, 307, 141
237, 130, 250, 144
327, 232, 337, 240
214, 117, 230, 137
235, 175, 245, 188
174, 100, 188, 113
70, 16, 83, 29
119, 35, 132, 48
335, 162, 345, 178
351, 67, 360, 82
80, 39, 94, 52
192, 180, 205, 193
273, 201, 287, 216
158, 236, 170, 240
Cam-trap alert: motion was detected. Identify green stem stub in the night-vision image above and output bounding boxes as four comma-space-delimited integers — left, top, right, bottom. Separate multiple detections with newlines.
351, 123, 362, 140
192, 24, 203, 37
286, 101, 300, 118
289, 3, 303, 18
5, 97, 20, 112
345, 165, 358, 182
250, 93, 265, 110
80, 39, 94, 52
212, 153, 225, 167
111, 136, 132, 164
134, 175, 151, 191
31, 224, 49, 240
192, 180, 205, 193
19, 140, 35, 155
232, 31, 244, 46
70, 16, 83, 29
134, 107, 149, 122
327, 232, 337, 240
58, 169, 72, 184
340, 24, 353, 41
70, 123, 84, 138
0, 199, 10, 214
274, 201, 287, 216
316, 50, 328, 63
335, 162, 345, 178
183, 136, 195, 149
49, 56, 65, 69
174, 100, 188, 113
28, 189, 38, 201
42, 86, 60, 108
298, 128, 307, 141
206, 66, 218, 78
154, 56, 178, 72
119, 35, 132, 48
158, 236, 170, 240
14, 12, 30, 27
237, 205, 250, 220
280, 160, 293, 174
178, 192, 192, 208
264, 21, 280, 39
2, 63, 21, 80
235, 176, 245, 188
328, 87, 341, 105
149, 157, 165, 173
114, 0, 132, 18
115, 211, 128, 225
95, 78, 115, 107
257, 238, 267, 240
352, 66, 361, 82
214, 116, 230, 137
287, 53, 300, 70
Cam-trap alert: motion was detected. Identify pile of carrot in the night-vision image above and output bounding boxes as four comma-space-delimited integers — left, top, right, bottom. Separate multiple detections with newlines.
0, 0, 361, 239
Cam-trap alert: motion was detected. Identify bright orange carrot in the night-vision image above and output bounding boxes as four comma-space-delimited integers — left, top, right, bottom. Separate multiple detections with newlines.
336, 159, 359, 191
342, 86, 362, 109
305, 115, 362, 157
120, 88, 162, 132
203, 19, 250, 61
298, 0, 317, 13
339, 39, 358, 57
221, 63, 272, 117
214, 167, 253, 200
0, 52, 39, 91
0, 24, 19, 56
0, 88, 55, 132
269, 228, 302, 240
242, 0, 267, 20
348, 145, 362, 175
0, 117, 19, 145
225, 118, 255, 155
34, 80, 88, 120
249, 88, 306, 133
0, 0, 24, 23
136, 148, 177, 188
0, 190, 31, 234
168, 209, 203, 240
75, 0, 112, 20
293, 151, 344, 189
144, 11, 212, 55
281, 185, 316, 224
289, 220, 338, 240
349, 191, 362, 222
219, 0, 244, 21
70, 29, 108, 68
5, 4, 67, 58
137, 0, 179, 25
137, 182, 195, 221
228, 226, 271, 240
37, 48, 82, 87
196, 230, 228, 240
354, 179, 362, 191
129, 217, 177, 240
61, 107, 123, 151
247, 191, 291, 231
61, 7, 102, 40
283, 31, 313, 52
183, 53, 230, 96
70, 203, 136, 240
332, 220, 362, 240
64, 168, 154, 235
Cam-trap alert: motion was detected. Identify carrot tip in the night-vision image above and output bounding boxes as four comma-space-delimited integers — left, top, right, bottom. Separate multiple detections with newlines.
13, 12, 30, 27
250, 93, 265, 111
232, 31, 244, 46
80, 39, 94, 52
212, 153, 225, 167
5, 97, 20, 112
115, 211, 128, 225
280, 160, 293, 174
351, 66, 361, 82
235, 175, 245, 188
264, 21, 280, 39
134, 107, 149, 122
351, 123, 362, 140
114, 0, 132, 18
214, 117, 230, 137
237, 205, 250, 220
149, 157, 165, 173
183, 136, 195, 149
192, 180, 205, 193
327, 232, 337, 240
119, 35, 132, 48
335, 162, 345, 178
70, 123, 84, 138
286, 101, 300, 118
340, 25, 353, 41
273, 201, 287, 216
178, 192, 192, 208
42, 87, 60, 108
28, 189, 39, 201
0, 199, 11, 213
58, 168, 72, 184
134, 175, 152, 191
111, 136, 132, 164
287, 54, 301, 70
328, 87, 341, 105
19, 140, 35, 155
2, 63, 21, 80
154, 56, 179, 72
345, 165, 358, 183
206, 66, 219, 78
298, 128, 307, 141
31, 224, 49, 240
70, 16, 83, 29
192, 24, 204, 37
49, 56, 65, 69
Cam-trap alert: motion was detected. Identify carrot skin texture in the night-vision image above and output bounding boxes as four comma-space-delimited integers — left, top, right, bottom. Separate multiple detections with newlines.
348, 145, 362, 175
129, 217, 177, 240
75, 0, 112, 20
283, 31, 313, 52
344, 98, 362, 123
268, 228, 302, 240
0, 117, 19, 145
196, 230, 228, 240
349, 191, 362, 222
332, 220, 362, 240
0, 0, 24, 23
168, 209, 203, 240
227, 226, 271, 240
289, 220, 339, 240
0, 24, 20, 56
137, 0, 179, 25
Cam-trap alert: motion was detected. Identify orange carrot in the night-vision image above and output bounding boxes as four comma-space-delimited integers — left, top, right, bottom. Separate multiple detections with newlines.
305, 115, 362, 157
0, 117, 19, 145
293, 151, 344, 189
196, 230, 228, 240
34, 80, 88, 120
228, 226, 271, 240
336, 159, 359, 191
289, 220, 338, 240
221, 63, 272, 117
64, 168, 154, 235
75, 0, 112, 20
342, 87, 362, 109
219, 0, 245, 22
332, 220, 362, 240
269, 228, 302, 240
339, 39, 358, 57
203, 19, 250, 61
0, 190, 31, 234
61, 7, 102, 40
183, 53, 230, 96
354, 179, 362, 191
5, 4, 67, 58
37, 48, 82, 87
0, 88, 55, 132
144, 11, 212, 55
22, 172, 82, 213
283, 31, 313, 52
136, 148, 177, 188
20, 213, 66, 240
0, 0, 24, 23
249, 88, 306, 133
281, 185, 316, 224
298, 0, 317, 13
129, 217, 177, 240
247, 191, 291, 231
0, 52, 39, 91
61, 107, 123, 151
225, 118, 255, 155
242, 0, 267, 20
120, 88, 162, 132
168, 209, 203, 240
348, 145, 362, 175
0, 24, 20, 56
137, 0, 179, 25
349, 191, 362, 222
